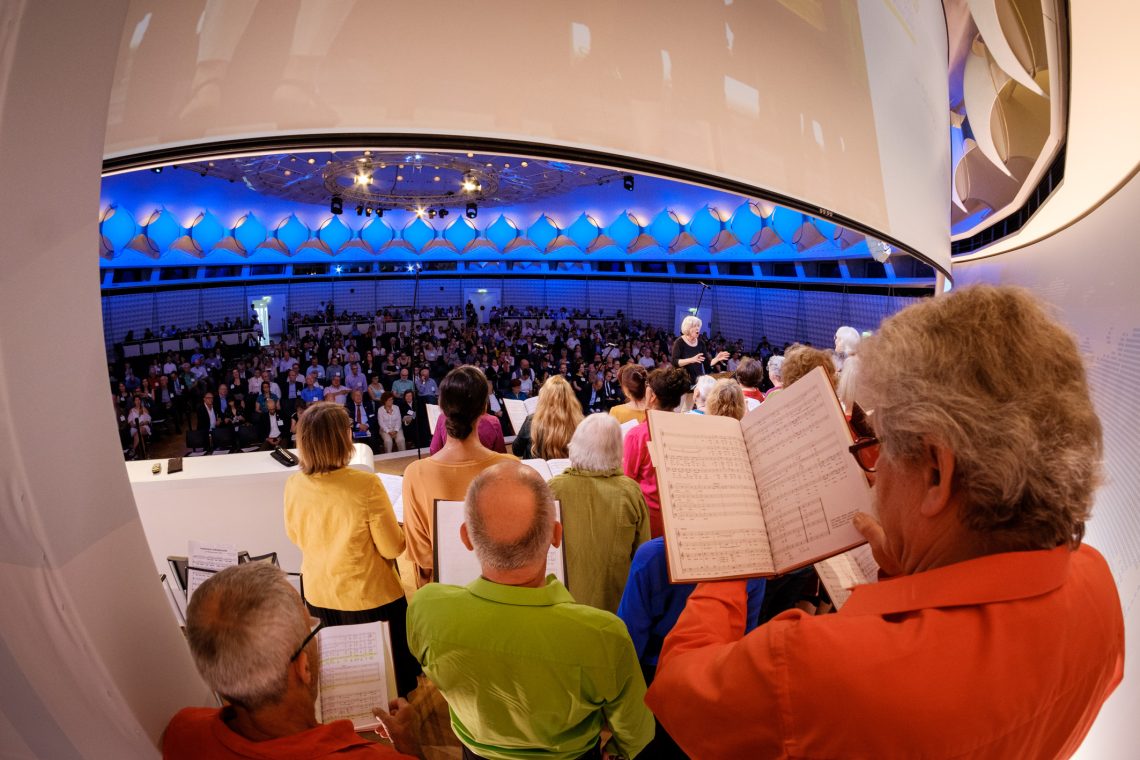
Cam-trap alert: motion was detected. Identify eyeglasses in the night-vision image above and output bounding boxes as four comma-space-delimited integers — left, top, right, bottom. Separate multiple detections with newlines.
290, 618, 325, 662
848, 436, 881, 473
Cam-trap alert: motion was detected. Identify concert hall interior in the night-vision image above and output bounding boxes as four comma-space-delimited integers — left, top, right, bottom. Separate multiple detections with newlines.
1, 1, 1138, 758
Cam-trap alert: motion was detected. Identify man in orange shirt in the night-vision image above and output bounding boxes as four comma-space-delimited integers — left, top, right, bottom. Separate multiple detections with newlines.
163, 563, 420, 759
646, 286, 1124, 759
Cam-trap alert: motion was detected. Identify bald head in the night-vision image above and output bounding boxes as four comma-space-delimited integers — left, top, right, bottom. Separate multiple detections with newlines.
464, 462, 556, 573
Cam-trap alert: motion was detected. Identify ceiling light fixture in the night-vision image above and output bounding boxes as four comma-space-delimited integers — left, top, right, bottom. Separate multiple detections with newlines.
330, 196, 343, 215
365, 206, 373, 217
623, 175, 635, 191
466, 202, 478, 219
355, 204, 364, 216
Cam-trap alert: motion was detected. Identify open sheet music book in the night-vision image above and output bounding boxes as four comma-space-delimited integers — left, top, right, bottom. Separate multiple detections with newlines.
520, 458, 572, 481
649, 366, 872, 583
314, 621, 396, 732
425, 403, 443, 436
433, 499, 566, 585
814, 544, 880, 609
503, 397, 539, 436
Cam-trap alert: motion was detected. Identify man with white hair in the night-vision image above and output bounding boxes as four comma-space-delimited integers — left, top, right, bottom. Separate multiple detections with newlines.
407, 462, 654, 760
549, 414, 650, 612
646, 286, 1124, 758
163, 562, 419, 758
688, 375, 717, 414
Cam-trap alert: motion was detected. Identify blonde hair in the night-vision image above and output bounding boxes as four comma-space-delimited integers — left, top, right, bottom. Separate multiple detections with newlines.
861, 285, 1102, 550
705, 379, 746, 420
294, 401, 353, 474
781, 344, 838, 389
531, 375, 583, 460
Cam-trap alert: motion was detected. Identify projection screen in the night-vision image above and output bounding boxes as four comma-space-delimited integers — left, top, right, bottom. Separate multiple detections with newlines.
104, 0, 950, 272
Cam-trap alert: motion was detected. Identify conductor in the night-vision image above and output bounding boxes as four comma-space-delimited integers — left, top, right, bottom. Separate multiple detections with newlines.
671, 315, 729, 384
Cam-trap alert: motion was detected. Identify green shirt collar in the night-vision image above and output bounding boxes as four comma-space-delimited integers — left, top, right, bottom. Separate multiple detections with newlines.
466, 575, 575, 606
563, 467, 623, 478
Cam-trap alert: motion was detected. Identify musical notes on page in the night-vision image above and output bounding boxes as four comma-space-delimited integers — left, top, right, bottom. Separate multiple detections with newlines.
317, 623, 390, 731
741, 367, 872, 572
649, 411, 774, 580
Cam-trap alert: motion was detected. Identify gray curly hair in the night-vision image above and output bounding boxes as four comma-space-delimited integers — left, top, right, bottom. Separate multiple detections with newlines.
860, 285, 1102, 550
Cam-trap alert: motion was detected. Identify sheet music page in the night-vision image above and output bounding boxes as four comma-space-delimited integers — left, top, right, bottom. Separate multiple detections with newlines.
316, 622, 389, 731
520, 459, 553, 480
546, 459, 572, 478
425, 403, 443, 435
186, 540, 237, 600
740, 367, 872, 573
524, 396, 540, 415
503, 398, 528, 439
377, 473, 404, 523
434, 500, 565, 584
648, 411, 775, 581
620, 419, 638, 440
814, 545, 879, 610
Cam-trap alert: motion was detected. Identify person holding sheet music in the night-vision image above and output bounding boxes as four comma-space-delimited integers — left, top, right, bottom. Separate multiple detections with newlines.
549, 414, 649, 614
163, 563, 420, 759
407, 462, 654, 760
403, 366, 515, 587
284, 401, 419, 696
622, 367, 690, 539
645, 286, 1124, 759
670, 315, 729, 385
511, 375, 583, 460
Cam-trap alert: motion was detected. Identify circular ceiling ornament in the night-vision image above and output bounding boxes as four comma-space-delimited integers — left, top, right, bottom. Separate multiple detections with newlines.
182, 151, 623, 212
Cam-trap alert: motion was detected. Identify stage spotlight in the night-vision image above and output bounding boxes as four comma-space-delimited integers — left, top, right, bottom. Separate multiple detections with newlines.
427, 209, 436, 219
415, 207, 425, 218
623, 174, 634, 191
438, 208, 449, 218
151, 166, 163, 174
330, 196, 343, 215
461, 174, 477, 192
466, 202, 478, 219
355, 205, 364, 216
376, 208, 383, 218
365, 206, 373, 217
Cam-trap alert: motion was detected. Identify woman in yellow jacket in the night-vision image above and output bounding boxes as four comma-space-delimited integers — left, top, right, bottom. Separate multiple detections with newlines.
284, 401, 418, 695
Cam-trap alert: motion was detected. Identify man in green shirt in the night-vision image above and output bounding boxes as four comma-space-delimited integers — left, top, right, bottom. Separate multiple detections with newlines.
407, 462, 654, 760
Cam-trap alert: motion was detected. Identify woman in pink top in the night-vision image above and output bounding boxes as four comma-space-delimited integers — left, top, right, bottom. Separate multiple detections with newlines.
622, 366, 691, 538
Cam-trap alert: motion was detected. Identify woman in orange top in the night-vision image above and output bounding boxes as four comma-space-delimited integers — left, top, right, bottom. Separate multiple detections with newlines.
608, 364, 650, 425
402, 365, 515, 587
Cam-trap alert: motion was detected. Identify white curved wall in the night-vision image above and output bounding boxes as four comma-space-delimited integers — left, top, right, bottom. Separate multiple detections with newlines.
954, 172, 1140, 758
104, 0, 950, 270
0, 1, 208, 757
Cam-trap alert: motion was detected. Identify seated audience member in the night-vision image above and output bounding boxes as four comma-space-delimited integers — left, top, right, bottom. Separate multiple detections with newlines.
288, 398, 307, 443
323, 374, 349, 405
763, 354, 785, 399
646, 286, 1124, 758
256, 380, 281, 416
608, 364, 649, 425
622, 367, 690, 538
368, 374, 386, 403
485, 379, 507, 428
196, 391, 218, 447
503, 377, 528, 401
162, 563, 420, 759
376, 391, 406, 453
834, 324, 862, 413
215, 383, 242, 426
429, 408, 508, 456
403, 366, 515, 587
414, 367, 439, 404
126, 394, 152, 456
398, 389, 418, 448
549, 414, 649, 613
285, 402, 418, 696
511, 375, 583, 460
391, 368, 414, 397
345, 389, 377, 448
688, 375, 717, 414
704, 378, 746, 420
734, 356, 765, 410
256, 398, 287, 447
300, 373, 324, 404
408, 462, 654, 760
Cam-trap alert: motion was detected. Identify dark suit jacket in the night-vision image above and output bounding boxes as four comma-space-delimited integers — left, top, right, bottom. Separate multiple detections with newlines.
344, 397, 377, 439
